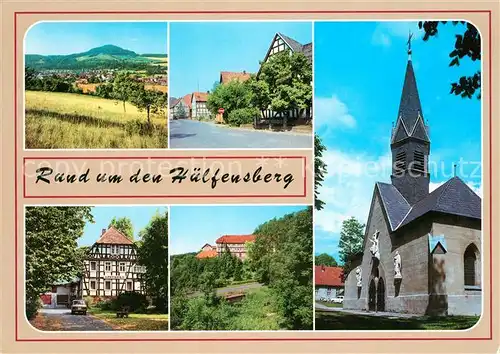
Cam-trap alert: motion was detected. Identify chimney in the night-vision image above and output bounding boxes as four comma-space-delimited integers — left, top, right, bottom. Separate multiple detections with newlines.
321, 265, 325, 272
101, 228, 107, 235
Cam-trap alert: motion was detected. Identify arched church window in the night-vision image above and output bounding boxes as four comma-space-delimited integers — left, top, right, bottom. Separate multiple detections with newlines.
464, 244, 479, 287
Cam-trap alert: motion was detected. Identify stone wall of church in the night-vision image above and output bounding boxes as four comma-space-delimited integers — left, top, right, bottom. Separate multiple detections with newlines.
430, 218, 481, 316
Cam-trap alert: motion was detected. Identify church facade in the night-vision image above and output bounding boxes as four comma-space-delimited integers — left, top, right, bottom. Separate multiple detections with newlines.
343, 50, 482, 316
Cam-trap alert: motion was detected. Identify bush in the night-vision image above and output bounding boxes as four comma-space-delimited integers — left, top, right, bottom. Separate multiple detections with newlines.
95, 299, 115, 311
114, 291, 149, 313
227, 108, 259, 126
83, 296, 94, 308
26, 297, 42, 320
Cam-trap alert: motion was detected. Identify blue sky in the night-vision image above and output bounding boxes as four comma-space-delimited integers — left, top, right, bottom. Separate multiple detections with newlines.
170, 205, 308, 255
314, 21, 482, 262
169, 21, 312, 97
25, 22, 168, 55
78, 206, 168, 246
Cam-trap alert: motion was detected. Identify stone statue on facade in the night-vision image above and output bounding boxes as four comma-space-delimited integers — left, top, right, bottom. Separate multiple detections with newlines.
394, 250, 402, 279
355, 267, 362, 287
369, 230, 380, 259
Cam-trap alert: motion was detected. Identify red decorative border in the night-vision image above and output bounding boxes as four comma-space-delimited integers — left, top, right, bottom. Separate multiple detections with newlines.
14, 10, 493, 342
22, 156, 308, 198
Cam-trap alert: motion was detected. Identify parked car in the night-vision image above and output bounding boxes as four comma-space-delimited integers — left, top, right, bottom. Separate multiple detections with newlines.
71, 299, 87, 315
332, 296, 344, 304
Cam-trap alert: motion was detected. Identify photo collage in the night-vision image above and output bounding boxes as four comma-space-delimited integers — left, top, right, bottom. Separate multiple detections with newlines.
24, 20, 482, 333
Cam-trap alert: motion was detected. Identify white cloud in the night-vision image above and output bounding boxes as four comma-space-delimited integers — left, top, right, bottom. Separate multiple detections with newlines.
315, 149, 392, 234
315, 95, 356, 132
371, 22, 421, 48
467, 181, 483, 197
429, 181, 444, 192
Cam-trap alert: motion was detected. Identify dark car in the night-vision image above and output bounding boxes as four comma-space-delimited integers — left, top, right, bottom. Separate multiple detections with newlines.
71, 299, 87, 315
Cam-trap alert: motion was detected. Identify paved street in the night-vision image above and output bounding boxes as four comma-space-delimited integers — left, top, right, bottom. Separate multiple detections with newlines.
315, 302, 419, 318
34, 308, 114, 331
169, 119, 312, 148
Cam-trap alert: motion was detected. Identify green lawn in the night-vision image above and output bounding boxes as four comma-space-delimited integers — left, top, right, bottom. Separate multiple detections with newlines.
89, 308, 169, 331
316, 310, 479, 330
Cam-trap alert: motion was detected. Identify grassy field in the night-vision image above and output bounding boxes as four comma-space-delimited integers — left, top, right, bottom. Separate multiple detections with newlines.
89, 308, 169, 331
316, 310, 479, 330
316, 301, 343, 308
25, 91, 168, 149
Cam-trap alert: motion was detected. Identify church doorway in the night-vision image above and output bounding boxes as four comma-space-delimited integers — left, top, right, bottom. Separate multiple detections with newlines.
368, 279, 376, 311
377, 278, 386, 312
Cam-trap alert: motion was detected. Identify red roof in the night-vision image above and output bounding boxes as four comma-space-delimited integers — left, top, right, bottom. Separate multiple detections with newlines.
193, 92, 209, 102
182, 93, 193, 108
196, 249, 218, 259
315, 266, 344, 287
220, 71, 251, 84
215, 234, 256, 244
95, 226, 133, 245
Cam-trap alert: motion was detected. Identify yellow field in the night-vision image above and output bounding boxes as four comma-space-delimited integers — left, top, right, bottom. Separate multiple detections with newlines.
25, 91, 168, 149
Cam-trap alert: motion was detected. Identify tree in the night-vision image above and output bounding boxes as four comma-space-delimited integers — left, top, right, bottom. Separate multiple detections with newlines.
418, 21, 481, 99
25, 206, 93, 319
131, 86, 167, 125
338, 217, 365, 276
315, 253, 338, 267
108, 216, 134, 241
315, 134, 327, 211
206, 79, 252, 122
258, 51, 312, 129
112, 71, 137, 113
136, 210, 169, 313
247, 76, 271, 119
249, 207, 313, 330
174, 103, 188, 119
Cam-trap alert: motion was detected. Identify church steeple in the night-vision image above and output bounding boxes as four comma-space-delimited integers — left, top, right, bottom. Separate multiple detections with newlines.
390, 35, 431, 205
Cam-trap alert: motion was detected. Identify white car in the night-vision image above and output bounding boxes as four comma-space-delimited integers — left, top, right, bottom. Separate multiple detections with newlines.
332, 296, 344, 304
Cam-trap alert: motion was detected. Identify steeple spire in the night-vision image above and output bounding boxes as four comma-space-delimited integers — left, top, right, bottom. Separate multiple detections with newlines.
407, 30, 413, 60
390, 41, 431, 205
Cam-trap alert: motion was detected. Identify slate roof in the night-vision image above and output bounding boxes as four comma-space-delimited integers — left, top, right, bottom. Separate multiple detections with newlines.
278, 33, 312, 62
95, 226, 133, 245
315, 266, 344, 287
215, 234, 256, 244
391, 59, 430, 144
220, 71, 251, 84
376, 182, 411, 231
397, 177, 481, 229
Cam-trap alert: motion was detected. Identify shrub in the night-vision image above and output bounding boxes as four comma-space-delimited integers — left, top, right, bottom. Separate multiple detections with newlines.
96, 299, 115, 311
114, 291, 149, 312
227, 108, 259, 126
26, 297, 42, 320
83, 296, 94, 308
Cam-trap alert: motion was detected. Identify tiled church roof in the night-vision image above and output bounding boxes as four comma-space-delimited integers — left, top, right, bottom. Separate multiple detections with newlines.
377, 177, 481, 232
397, 177, 481, 229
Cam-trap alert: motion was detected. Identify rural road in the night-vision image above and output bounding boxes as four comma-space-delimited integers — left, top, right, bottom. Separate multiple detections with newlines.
315, 302, 419, 318
36, 308, 114, 331
169, 119, 312, 148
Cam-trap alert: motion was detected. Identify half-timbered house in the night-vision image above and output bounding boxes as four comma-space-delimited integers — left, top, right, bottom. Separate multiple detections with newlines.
257, 32, 313, 126
82, 227, 145, 299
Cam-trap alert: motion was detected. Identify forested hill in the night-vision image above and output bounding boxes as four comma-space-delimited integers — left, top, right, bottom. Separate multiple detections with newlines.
25, 44, 167, 70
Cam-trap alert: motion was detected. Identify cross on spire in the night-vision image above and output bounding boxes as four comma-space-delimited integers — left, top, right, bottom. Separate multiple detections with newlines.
407, 30, 414, 59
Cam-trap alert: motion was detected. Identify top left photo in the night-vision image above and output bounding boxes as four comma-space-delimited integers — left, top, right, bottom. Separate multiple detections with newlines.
24, 21, 169, 149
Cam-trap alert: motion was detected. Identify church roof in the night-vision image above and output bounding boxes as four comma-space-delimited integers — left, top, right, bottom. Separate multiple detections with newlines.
376, 177, 481, 232
396, 177, 481, 229
391, 59, 430, 144
376, 182, 411, 231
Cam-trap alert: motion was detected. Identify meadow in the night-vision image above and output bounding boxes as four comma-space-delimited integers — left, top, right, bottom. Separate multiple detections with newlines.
25, 91, 168, 149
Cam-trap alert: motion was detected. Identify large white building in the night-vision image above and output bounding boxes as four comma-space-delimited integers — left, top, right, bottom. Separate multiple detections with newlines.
81, 227, 145, 298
